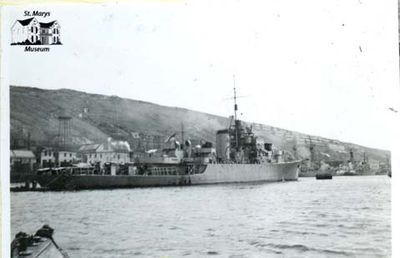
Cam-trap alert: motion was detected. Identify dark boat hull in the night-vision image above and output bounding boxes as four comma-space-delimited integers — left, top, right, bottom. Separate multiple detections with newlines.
316, 173, 333, 180
35, 161, 300, 190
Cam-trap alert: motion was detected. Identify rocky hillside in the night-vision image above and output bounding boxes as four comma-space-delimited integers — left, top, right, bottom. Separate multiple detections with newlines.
10, 86, 390, 166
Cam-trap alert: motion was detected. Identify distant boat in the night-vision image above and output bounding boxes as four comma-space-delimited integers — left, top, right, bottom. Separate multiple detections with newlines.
316, 172, 333, 180
299, 136, 319, 177
11, 225, 69, 258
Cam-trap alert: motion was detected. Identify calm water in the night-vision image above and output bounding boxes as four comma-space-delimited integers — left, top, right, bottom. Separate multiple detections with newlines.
11, 176, 391, 258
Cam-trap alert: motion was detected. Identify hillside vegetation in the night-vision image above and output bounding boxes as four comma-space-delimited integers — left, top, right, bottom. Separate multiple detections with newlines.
10, 86, 390, 165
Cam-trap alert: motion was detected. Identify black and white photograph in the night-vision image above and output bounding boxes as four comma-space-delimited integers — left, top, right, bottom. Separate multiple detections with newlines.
1, 1, 398, 257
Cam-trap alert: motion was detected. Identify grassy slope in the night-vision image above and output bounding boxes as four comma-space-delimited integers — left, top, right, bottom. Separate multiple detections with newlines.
10, 86, 390, 163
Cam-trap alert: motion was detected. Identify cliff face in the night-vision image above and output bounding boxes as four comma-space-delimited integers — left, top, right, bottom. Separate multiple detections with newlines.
10, 86, 390, 165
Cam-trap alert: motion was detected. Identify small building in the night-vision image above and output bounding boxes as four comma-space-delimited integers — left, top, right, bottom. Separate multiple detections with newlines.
57, 149, 78, 167
11, 17, 40, 44
131, 132, 140, 139
39, 20, 61, 44
39, 147, 78, 168
79, 140, 131, 168
10, 149, 36, 174
40, 147, 57, 168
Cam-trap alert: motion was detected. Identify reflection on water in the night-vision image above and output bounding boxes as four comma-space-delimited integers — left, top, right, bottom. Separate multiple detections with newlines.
11, 176, 391, 258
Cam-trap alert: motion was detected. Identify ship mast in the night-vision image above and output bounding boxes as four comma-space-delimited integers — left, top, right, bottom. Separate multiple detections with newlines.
181, 122, 185, 144
233, 75, 237, 122
233, 75, 239, 150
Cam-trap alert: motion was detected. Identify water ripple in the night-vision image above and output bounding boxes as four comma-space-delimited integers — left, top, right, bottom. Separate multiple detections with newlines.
11, 176, 391, 258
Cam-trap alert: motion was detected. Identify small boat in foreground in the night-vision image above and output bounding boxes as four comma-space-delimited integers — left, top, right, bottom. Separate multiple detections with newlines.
11, 225, 69, 258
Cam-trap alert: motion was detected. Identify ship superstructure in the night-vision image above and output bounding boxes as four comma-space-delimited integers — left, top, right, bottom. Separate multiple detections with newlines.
35, 85, 300, 190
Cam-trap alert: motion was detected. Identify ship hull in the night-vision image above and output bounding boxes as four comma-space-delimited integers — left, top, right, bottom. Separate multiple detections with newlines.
35, 161, 300, 190
190, 161, 299, 184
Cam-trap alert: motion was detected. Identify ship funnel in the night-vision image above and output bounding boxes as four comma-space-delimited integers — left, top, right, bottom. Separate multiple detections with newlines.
216, 129, 230, 162
185, 140, 192, 158
107, 137, 112, 150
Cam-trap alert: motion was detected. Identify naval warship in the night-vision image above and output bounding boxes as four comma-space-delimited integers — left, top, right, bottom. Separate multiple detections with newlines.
35, 88, 300, 190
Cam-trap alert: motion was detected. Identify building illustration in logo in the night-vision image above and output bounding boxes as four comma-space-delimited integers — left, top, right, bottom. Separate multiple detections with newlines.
11, 17, 61, 45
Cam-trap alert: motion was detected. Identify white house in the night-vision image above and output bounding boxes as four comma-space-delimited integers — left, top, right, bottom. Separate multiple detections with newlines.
11, 17, 40, 44
40, 147, 78, 167
57, 150, 78, 167
79, 140, 131, 167
40, 148, 56, 168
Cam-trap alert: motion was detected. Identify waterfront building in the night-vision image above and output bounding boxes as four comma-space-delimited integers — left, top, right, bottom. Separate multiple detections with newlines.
39, 147, 78, 168
79, 140, 130, 167
40, 147, 57, 168
10, 149, 36, 174
57, 149, 78, 167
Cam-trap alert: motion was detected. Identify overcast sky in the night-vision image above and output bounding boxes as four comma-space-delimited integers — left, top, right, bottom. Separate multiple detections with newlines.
3, 0, 399, 150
